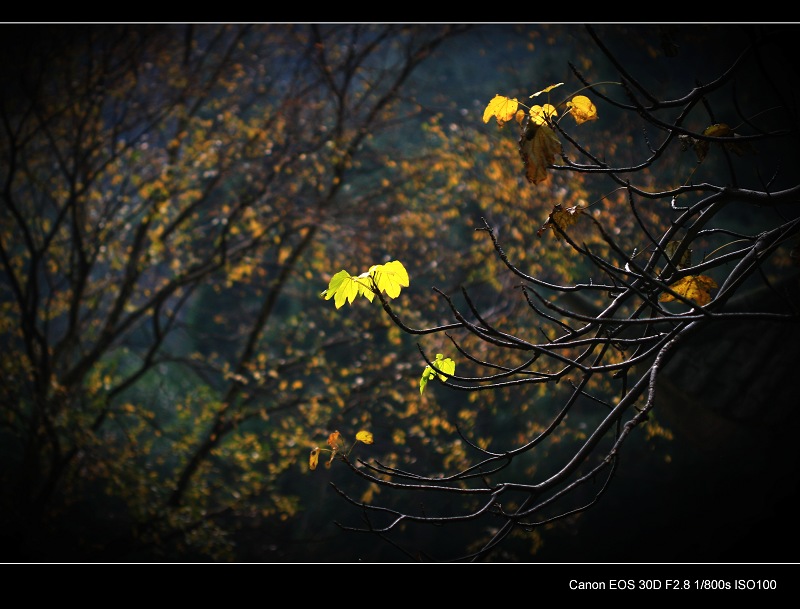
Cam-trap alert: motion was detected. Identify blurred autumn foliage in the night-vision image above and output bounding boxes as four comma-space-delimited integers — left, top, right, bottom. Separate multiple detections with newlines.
2, 24, 799, 563
0, 23, 476, 560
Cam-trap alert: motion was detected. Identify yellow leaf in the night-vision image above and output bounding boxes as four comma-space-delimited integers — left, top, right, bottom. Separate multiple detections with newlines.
321, 261, 409, 307
537, 204, 585, 239
483, 95, 519, 126
355, 430, 374, 444
309, 447, 320, 470
567, 95, 598, 125
420, 354, 456, 395
659, 275, 718, 306
520, 122, 562, 185
321, 270, 363, 309
529, 104, 558, 126
529, 82, 564, 97
320, 270, 358, 309
370, 260, 409, 299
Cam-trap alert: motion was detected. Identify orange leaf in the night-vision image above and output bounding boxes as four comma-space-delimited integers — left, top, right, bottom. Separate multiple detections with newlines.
327, 430, 345, 451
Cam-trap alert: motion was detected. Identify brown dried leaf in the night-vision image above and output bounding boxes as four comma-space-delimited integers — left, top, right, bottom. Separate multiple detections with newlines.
537, 204, 585, 239
519, 122, 562, 185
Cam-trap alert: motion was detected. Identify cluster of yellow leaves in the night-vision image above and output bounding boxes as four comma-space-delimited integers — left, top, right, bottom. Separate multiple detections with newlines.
483, 85, 597, 185
482, 95, 563, 130
320, 260, 409, 309
309, 430, 374, 470
528, 103, 557, 126
483, 86, 597, 129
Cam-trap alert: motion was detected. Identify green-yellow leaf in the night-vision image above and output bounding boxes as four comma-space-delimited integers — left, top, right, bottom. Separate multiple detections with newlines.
659, 275, 717, 306
370, 260, 409, 299
420, 354, 456, 395
322, 260, 409, 308
519, 121, 562, 185
321, 269, 372, 308
320, 269, 348, 299
353, 270, 376, 302
321, 270, 357, 308
419, 366, 436, 395
335, 276, 360, 308
483, 95, 519, 126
